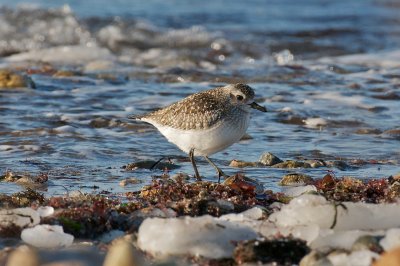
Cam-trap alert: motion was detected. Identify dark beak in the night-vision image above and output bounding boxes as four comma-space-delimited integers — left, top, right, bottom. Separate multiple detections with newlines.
249, 102, 267, 112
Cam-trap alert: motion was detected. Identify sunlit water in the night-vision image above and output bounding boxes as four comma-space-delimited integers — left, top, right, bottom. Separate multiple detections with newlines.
0, 0, 399, 196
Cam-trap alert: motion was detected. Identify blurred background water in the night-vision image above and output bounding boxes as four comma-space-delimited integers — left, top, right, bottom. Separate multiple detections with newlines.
0, 0, 399, 196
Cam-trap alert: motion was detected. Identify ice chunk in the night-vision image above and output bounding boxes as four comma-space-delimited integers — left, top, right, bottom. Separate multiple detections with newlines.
21, 224, 74, 248
137, 215, 257, 259
283, 185, 317, 197
0, 208, 40, 228
37, 206, 54, 218
269, 194, 400, 231
220, 206, 264, 222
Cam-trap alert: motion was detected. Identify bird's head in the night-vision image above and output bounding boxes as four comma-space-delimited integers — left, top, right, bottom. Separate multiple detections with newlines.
225, 83, 267, 112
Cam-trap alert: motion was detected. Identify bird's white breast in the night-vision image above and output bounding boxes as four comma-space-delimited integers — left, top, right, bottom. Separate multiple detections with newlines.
144, 113, 250, 156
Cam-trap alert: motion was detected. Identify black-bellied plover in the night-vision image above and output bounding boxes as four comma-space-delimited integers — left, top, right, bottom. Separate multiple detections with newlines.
132, 83, 267, 181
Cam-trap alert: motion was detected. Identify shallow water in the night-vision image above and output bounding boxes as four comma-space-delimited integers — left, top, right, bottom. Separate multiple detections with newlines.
0, 1, 399, 196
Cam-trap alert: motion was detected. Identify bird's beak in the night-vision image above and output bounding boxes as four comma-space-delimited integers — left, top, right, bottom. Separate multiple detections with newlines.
249, 102, 267, 112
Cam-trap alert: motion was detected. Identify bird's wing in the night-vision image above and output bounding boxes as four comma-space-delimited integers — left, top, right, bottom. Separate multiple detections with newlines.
138, 90, 229, 130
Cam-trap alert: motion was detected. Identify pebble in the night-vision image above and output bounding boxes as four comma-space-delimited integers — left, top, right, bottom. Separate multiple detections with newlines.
229, 159, 258, 168
119, 178, 141, 187
103, 239, 142, 266
279, 173, 314, 186
259, 152, 283, 166
6, 245, 40, 266
0, 70, 28, 88
274, 160, 312, 169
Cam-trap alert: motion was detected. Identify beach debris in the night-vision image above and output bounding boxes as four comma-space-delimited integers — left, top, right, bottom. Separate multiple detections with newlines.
21, 224, 74, 248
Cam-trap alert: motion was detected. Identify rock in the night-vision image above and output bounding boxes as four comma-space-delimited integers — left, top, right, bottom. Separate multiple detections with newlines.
325, 160, 352, 170
137, 215, 258, 259
0, 70, 28, 88
303, 117, 328, 128
259, 152, 283, 166
21, 225, 74, 248
274, 160, 312, 169
229, 159, 258, 168
383, 128, 400, 139
233, 238, 310, 265
0, 208, 40, 228
123, 160, 180, 171
279, 173, 314, 186
119, 178, 142, 187
6, 245, 39, 266
305, 160, 326, 168
103, 239, 142, 266
171, 172, 190, 182
351, 235, 383, 253
52, 70, 76, 77
374, 246, 400, 266
355, 128, 382, 135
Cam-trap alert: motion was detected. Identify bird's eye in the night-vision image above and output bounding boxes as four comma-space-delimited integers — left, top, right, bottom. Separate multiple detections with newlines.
236, 95, 244, 101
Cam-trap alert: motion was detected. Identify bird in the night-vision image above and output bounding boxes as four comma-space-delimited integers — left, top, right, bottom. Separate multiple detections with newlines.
131, 83, 267, 182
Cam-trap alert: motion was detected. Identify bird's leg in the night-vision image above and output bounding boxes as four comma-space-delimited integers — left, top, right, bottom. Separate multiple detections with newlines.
204, 156, 228, 183
189, 148, 201, 181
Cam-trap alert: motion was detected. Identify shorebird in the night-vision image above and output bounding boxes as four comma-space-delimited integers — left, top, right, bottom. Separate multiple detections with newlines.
131, 83, 267, 181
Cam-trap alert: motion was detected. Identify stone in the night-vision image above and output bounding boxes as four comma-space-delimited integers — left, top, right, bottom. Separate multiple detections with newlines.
279, 173, 314, 186
229, 159, 258, 168
274, 160, 312, 169
259, 152, 283, 166
103, 239, 143, 266
6, 245, 39, 266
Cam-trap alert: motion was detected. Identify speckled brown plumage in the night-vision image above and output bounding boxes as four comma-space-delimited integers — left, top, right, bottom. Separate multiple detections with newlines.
137, 84, 254, 130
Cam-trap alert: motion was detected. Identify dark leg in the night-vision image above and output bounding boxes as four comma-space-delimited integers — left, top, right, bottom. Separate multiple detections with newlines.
204, 156, 228, 183
189, 148, 201, 181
